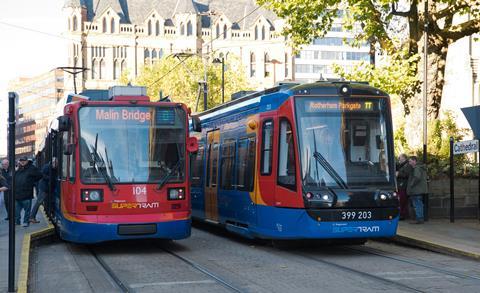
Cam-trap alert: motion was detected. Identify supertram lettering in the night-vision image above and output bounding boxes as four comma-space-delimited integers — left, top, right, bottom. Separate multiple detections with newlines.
332, 226, 380, 233
111, 202, 160, 209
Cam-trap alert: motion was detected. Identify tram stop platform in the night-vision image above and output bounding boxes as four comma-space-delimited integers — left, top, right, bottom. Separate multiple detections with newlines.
0, 206, 53, 293
392, 219, 480, 261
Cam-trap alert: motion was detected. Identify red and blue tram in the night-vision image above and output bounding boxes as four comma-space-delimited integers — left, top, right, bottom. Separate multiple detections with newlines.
37, 86, 198, 243
190, 81, 399, 240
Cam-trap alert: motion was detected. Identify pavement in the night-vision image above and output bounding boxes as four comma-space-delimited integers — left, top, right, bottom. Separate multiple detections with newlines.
393, 219, 480, 260
0, 198, 53, 293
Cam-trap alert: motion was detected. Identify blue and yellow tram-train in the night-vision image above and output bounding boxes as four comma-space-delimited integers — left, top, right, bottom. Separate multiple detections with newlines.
190, 81, 399, 240
37, 86, 198, 243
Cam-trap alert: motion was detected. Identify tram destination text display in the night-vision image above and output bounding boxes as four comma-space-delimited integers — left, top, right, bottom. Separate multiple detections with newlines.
302, 98, 380, 113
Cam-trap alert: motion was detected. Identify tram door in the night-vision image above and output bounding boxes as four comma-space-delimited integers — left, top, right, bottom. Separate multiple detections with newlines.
205, 130, 220, 222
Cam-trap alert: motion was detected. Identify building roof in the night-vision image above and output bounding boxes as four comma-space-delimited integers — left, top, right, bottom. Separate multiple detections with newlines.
64, 0, 278, 29
64, 0, 85, 8
173, 0, 198, 15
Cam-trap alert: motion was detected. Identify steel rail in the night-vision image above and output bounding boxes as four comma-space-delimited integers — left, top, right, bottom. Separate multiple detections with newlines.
161, 247, 244, 293
343, 245, 480, 282
296, 252, 424, 293
88, 247, 132, 293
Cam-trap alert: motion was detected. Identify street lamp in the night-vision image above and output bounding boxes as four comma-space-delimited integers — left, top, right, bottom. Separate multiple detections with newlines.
270, 59, 282, 85
213, 57, 225, 104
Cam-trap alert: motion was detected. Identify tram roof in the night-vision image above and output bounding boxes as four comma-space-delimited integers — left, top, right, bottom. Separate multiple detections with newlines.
194, 81, 389, 121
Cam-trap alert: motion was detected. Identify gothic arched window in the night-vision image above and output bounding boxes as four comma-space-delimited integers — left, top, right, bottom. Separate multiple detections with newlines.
187, 21, 193, 36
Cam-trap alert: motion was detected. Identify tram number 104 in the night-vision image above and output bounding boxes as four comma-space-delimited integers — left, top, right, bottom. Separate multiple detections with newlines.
132, 185, 147, 196
341, 211, 372, 220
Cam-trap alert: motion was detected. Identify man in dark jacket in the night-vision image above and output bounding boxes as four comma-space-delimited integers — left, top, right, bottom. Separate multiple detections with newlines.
396, 154, 412, 220
0, 174, 9, 201
14, 156, 43, 227
406, 156, 428, 224
1, 159, 11, 220
30, 158, 57, 223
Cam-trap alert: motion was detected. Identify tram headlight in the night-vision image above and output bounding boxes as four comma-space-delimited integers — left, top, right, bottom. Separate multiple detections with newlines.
378, 192, 393, 201
168, 188, 185, 200
81, 189, 104, 202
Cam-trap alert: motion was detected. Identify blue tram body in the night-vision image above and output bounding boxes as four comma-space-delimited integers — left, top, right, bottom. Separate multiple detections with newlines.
190, 82, 399, 240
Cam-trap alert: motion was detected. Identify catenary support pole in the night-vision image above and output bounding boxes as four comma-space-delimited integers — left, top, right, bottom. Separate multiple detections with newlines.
478, 138, 480, 222
221, 57, 225, 104
423, 0, 429, 221
8, 92, 16, 293
449, 137, 455, 223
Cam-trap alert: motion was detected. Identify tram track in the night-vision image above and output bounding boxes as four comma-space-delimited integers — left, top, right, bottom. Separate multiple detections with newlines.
160, 246, 244, 293
86, 241, 244, 293
293, 251, 425, 293
88, 246, 133, 293
342, 245, 480, 282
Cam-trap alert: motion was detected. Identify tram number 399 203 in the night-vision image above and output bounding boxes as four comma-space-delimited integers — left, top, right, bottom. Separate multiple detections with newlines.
341, 211, 372, 220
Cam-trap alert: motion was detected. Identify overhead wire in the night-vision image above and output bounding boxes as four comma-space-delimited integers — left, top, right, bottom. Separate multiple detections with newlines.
1, 3, 267, 89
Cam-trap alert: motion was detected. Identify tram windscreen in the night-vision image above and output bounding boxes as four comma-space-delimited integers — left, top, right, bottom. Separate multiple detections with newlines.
295, 97, 393, 188
78, 106, 186, 184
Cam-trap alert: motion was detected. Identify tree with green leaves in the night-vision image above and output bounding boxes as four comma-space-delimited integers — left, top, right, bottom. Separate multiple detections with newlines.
121, 55, 253, 112
258, 0, 480, 119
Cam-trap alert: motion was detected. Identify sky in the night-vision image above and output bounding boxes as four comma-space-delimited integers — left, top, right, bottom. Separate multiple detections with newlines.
0, 0, 67, 157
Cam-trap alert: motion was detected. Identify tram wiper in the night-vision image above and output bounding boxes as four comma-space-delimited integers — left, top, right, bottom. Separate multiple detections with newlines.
90, 133, 116, 191
313, 151, 348, 189
157, 159, 183, 190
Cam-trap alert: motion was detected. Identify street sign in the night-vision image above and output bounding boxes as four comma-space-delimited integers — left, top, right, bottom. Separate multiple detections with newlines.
461, 106, 480, 139
453, 139, 479, 155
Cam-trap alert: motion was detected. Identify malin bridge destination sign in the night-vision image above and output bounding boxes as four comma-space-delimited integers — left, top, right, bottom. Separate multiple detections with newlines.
453, 139, 479, 155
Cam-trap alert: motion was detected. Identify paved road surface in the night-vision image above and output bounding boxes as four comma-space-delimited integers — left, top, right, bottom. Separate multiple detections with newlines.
30, 223, 480, 292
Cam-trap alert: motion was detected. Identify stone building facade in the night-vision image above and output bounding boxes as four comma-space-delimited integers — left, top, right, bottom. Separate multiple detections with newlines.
63, 0, 293, 93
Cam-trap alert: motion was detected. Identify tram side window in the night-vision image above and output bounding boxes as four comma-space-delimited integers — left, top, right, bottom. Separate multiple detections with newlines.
191, 145, 204, 187
278, 119, 296, 190
237, 137, 256, 192
261, 120, 273, 175
68, 124, 75, 182
211, 143, 219, 187
220, 140, 236, 190
61, 132, 68, 180
206, 144, 211, 187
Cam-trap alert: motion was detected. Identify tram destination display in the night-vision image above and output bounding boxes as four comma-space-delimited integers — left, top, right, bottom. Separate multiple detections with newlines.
301, 98, 381, 113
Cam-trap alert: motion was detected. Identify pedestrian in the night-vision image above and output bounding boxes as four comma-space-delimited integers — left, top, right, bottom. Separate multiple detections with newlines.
30, 158, 57, 224
406, 156, 428, 224
0, 174, 9, 207
14, 156, 43, 227
396, 154, 412, 220
1, 159, 11, 220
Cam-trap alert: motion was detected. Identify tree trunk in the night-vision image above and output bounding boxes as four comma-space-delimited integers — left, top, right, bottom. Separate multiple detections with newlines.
404, 32, 449, 149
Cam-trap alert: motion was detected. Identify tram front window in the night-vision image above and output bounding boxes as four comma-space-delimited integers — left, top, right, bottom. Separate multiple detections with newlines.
295, 97, 394, 188
78, 106, 186, 184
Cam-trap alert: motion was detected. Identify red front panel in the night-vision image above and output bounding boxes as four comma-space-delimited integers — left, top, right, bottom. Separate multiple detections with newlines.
59, 99, 192, 223
257, 97, 304, 209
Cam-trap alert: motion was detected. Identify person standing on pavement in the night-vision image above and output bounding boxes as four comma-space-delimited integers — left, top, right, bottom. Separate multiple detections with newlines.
0, 174, 9, 202
30, 158, 57, 224
406, 156, 428, 224
1, 159, 11, 220
14, 157, 43, 227
396, 154, 412, 220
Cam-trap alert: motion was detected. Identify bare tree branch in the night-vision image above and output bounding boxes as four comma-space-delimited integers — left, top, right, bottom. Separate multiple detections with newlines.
390, 3, 411, 17
433, 1, 470, 21
442, 18, 480, 42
